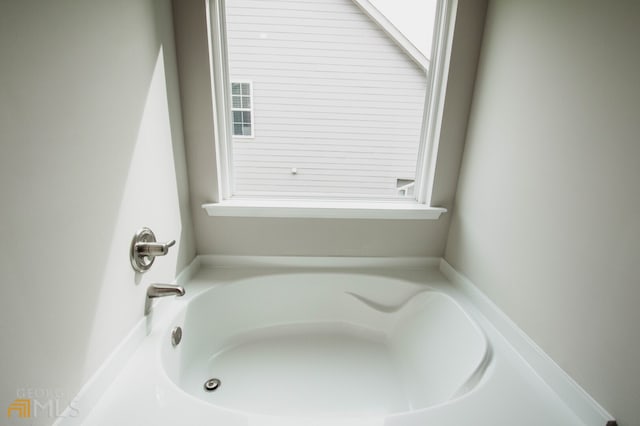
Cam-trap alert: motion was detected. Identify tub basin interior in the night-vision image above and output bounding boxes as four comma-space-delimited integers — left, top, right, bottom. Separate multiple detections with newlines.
161, 273, 490, 417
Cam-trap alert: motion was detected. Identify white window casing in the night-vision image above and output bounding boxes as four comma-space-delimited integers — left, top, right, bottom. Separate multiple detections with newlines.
203, 0, 457, 219
414, 0, 456, 206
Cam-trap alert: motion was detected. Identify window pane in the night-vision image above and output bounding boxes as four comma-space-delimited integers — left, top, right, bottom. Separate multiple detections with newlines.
231, 83, 240, 95
232, 96, 241, 108
233, 111, 242, 122
225, 0, 436, 197
233, 124, 243, 135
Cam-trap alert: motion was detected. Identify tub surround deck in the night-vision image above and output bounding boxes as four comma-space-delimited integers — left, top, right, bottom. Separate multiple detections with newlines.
57, 257, 613, 426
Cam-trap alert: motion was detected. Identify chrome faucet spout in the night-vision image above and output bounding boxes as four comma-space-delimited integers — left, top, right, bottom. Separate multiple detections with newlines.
147, 283, 185, 298
145, 284, 185, 315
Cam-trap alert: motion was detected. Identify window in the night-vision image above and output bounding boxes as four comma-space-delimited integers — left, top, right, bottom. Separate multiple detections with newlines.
205, 0, 456, 218
231, 82, 253, 137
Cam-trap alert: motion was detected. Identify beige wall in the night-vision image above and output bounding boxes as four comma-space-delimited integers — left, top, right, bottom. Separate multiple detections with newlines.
0, 1, 195, 423
173, 0, 486, 256
445, 1, 640, 424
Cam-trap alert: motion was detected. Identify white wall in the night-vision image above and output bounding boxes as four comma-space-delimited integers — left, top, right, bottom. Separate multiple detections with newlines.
173, 0, 486, 256
445, 1, 640, 424
0, 1, 195, 424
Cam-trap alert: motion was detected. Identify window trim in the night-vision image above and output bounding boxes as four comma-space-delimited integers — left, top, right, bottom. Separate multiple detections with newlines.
203, 198, 446, 220
415, 0, 456, 206
205, 0, 457, 219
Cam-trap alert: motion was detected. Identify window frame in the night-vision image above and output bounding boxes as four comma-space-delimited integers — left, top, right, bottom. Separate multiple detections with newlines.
205, 0, 457, 219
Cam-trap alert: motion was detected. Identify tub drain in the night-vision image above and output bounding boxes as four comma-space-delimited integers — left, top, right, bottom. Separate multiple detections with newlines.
204, 378, 221, 392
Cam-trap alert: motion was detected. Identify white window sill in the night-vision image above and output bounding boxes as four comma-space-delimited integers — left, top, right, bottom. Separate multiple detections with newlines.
202, 199, 447, 220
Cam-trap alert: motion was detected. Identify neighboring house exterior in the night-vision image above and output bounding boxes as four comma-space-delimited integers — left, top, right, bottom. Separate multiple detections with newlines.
225, 0, 429, 198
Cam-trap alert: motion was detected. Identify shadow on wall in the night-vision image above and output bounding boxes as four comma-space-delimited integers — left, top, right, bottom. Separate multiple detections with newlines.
0, 0, 194, 422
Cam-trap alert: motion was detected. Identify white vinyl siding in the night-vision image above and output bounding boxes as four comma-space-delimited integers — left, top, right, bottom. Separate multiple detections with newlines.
226, 0, 427, 198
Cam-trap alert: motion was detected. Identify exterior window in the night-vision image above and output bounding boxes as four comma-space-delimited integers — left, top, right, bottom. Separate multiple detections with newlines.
231, 82, 253, 137
208, 0, 455, 206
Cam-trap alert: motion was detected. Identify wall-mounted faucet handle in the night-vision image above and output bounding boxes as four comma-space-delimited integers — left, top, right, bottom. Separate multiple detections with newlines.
135, 239, 176, 257
130, 228, 175, 273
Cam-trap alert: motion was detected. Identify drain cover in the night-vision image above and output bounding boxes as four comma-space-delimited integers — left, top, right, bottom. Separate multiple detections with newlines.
204, 378, 221, 392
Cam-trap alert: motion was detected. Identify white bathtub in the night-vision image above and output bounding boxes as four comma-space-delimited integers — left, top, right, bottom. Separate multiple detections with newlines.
160, 272, 491, 419
77, 263, 596, 426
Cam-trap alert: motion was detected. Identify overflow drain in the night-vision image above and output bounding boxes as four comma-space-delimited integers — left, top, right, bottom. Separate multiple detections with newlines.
171, 326, 182, 347
204, 378, 221, 392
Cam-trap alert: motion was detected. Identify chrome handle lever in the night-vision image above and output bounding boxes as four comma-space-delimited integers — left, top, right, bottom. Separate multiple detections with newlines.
135, 239, 176, 257
130, 228, 175, 273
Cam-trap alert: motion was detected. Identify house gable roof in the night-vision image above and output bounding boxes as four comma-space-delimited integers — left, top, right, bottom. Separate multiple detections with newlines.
351, 0, 430, 71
